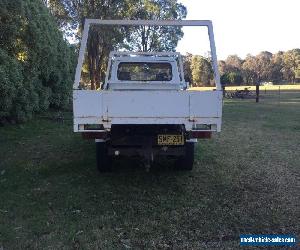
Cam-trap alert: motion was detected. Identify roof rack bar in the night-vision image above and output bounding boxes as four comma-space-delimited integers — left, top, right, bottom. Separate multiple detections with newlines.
74, 19, 221, 90
86, 19, 212, 27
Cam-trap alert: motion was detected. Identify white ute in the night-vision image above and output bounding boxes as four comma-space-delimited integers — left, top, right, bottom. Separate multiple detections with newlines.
73, 19, 223, 172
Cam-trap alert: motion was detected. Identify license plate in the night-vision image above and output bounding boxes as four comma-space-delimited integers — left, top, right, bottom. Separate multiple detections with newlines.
157, 134, 184, 145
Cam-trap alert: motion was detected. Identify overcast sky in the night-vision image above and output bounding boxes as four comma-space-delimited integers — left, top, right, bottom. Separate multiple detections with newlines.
176, 0, 300, 60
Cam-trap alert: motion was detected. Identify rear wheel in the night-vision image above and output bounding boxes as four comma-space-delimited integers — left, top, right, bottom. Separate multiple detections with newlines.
175, 142, 194, 170
96, 142, 112, 172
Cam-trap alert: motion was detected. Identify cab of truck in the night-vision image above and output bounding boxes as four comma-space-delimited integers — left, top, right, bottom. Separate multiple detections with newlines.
103, 52, 187, 90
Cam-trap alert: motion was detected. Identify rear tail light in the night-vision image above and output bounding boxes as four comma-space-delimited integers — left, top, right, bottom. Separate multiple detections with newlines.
189, 131, 212, 139
82, 131, 109, 139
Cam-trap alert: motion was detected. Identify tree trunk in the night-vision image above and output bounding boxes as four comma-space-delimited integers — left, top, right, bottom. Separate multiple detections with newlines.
87, 30, 101, 90
141, 26, 147, 51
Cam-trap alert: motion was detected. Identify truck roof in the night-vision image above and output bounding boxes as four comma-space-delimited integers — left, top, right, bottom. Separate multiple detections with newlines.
109, 51, 181, 63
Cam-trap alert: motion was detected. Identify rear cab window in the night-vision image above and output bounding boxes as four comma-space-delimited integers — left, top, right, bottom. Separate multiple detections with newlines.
117, 62, 172, 81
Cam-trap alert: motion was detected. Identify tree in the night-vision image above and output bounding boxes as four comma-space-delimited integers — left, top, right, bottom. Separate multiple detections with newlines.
122, 0, 187, 52
283, 49, 300, 83
228, 72, 243, 85
255, 51, 274, 82
190, 55, 214, 86
221, 55, 244, 85
218, 60, 227, 76
221, 72, 243, 85
46, 0, 187, 89
296, 68, 300, 82
242, 54, 259, 84
46, 0, 127, 89
0, 49, 23, 121
0, 0, 75, 123
225, 55, 243, 73
271, 51, 284, 83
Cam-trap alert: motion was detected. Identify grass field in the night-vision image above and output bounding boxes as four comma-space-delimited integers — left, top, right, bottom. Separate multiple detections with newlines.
190, 84, 300, 91
0, 91, 299, 249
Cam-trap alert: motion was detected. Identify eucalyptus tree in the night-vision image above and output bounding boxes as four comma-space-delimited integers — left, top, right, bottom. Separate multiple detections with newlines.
122, 0, 187, 52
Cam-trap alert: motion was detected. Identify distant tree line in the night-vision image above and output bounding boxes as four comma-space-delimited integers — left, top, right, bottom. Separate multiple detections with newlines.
0, 0, 76, 123
183, 50, 300, 87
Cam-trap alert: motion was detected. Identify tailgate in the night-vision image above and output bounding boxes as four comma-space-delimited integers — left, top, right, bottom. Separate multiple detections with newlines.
73, 90, 222, 132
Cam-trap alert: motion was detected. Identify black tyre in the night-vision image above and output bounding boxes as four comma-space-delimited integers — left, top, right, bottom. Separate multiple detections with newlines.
96, 142, 112, 172
175, 142, 194, 170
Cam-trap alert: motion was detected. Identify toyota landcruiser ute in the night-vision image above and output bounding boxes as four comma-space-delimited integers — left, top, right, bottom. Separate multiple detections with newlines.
73, 19, 222, 172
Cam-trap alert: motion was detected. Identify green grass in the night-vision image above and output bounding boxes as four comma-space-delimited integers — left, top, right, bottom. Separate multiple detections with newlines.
0, 92, 299, 249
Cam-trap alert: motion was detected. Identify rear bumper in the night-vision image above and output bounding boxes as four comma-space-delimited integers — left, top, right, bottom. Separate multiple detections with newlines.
81, 125, 212, 140
75, 117, 221, 133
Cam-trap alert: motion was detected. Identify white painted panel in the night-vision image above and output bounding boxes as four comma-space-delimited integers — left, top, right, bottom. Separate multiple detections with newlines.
189, 91, 222, 118
73, 90, 103, 117
102, 91, 189, 118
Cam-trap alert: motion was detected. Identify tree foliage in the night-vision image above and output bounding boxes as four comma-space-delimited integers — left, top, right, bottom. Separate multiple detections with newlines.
221, 50, 300, 85
123, 0, 187, 52
0, 0, 76, 123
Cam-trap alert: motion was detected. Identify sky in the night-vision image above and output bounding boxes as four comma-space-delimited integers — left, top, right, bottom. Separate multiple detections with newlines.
176, 0, 300, 60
